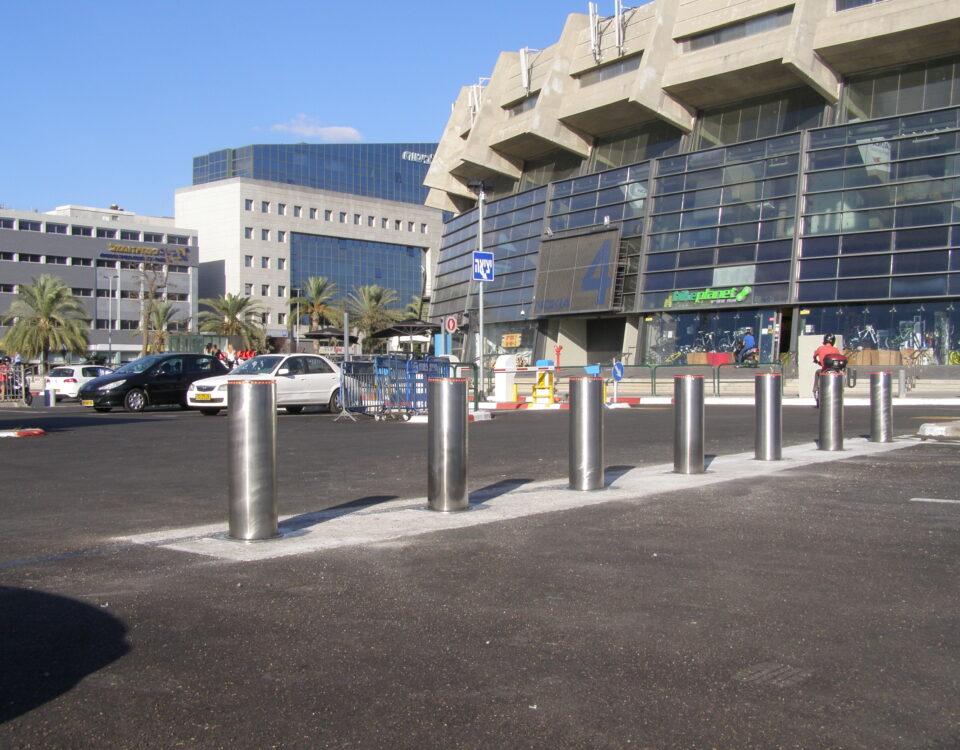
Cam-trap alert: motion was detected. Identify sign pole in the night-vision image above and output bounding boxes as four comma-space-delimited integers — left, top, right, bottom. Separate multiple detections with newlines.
477, 187, 486, 398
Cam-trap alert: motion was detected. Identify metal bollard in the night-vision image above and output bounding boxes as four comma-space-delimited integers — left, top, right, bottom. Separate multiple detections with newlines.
569, 377, 604, 491
228, 380, 279, 541
427, 378, 468, 512
674, 375, 704, 474
754, 373, 782, 461
44, 389, 56, 407
818, 372, 844, 451
897, 368, 906, 398
870, 371, 893, 443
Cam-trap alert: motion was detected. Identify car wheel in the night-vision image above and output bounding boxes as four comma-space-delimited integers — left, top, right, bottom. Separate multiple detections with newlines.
328, 389, 341, 413
199, 408, 221, 416
284, 405, 305, 414
123, 388, 147, 413
94, 407, 111, 413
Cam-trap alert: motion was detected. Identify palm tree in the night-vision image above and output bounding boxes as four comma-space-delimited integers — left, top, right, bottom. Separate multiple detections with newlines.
139, 300, 182, 354
290, 276, 340, 330
345, 285, 403, 352
405, 295, 427, 321
1, 274, 89, 372
198, 293, 266, 350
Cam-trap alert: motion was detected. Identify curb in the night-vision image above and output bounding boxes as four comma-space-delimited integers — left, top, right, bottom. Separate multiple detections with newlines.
0, 428, 46, 438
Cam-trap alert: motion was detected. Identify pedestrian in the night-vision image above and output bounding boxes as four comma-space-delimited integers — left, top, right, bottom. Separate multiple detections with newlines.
0, 357, 9, 400
224, 344, 237, 369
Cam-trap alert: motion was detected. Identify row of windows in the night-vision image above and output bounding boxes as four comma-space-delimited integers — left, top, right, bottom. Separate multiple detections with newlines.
243, 255, 287, 271
243, 199, 430, 234
682, 7, 792, 53
243, 283, 287, 298
93, 319, 190, 331
0, 218, 189, 244
0, 253, 188, 273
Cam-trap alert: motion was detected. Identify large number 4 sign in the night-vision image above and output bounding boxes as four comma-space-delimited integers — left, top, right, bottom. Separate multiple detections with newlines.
580, 239, 613, 306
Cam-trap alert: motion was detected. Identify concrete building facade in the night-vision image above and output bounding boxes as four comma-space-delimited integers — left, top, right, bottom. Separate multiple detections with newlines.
424, 0, 960, 370
176, 143, 445, 341
0, 205, 198, 364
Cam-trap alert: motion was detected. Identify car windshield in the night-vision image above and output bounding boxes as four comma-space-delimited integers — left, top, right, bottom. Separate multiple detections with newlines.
113, 355, 165, 374
49, 368, 74, 378
232, 355, 284, 375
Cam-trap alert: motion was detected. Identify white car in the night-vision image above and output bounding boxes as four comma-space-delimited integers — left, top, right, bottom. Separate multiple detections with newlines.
45, 365, 114, 400
186, 353, 342, 416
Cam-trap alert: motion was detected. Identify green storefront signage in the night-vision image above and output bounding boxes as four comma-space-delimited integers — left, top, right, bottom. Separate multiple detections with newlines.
665, 285, 752, 307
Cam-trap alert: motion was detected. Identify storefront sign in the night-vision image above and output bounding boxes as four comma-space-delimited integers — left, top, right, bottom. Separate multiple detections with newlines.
501, 333, 522, 348
664, 285, 752, 307
101, 244, 191, 265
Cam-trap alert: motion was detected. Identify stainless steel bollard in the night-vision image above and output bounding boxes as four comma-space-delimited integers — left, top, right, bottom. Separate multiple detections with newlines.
427, 378, 468, 512
569, 377, 604, 491
228, 380, 279, 540
897, 368, 906, 398
818, 372, 844, 451
754, 373, 782, 461
674, 375, 705, 474
870, 371, 893, 443
44, 389, 56, 407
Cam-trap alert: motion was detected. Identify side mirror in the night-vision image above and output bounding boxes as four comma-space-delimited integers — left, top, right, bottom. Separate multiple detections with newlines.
277, 367, 290, 376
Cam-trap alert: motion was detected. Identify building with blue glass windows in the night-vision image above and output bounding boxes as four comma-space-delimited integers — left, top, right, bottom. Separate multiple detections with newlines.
176, 143, 442, 340
424, 0, 960, 384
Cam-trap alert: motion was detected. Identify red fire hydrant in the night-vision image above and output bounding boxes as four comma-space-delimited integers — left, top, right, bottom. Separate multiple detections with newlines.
554, 344, 563, 368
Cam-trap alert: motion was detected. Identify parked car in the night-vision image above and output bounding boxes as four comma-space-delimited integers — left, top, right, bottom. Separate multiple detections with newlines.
187, 353, 342, 416
45, 365, 114, 400
79, 353, 229, 412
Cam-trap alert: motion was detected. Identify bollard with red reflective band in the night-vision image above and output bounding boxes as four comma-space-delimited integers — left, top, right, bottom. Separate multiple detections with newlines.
818, 371, 844, 451
569, 377, 604, 491
755, 373, 782, 461
674, 375, 704, 474
228, 379, 279, 540
427, 378, 468, 512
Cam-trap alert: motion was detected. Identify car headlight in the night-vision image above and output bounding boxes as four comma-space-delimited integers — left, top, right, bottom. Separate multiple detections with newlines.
217, 383, 229, 392
98, 379, 127, 391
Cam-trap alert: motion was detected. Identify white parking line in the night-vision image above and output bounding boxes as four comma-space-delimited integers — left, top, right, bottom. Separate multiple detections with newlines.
910, 498, 960, 505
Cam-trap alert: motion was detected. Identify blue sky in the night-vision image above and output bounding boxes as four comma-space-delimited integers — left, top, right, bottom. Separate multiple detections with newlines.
0, 0, 616, 218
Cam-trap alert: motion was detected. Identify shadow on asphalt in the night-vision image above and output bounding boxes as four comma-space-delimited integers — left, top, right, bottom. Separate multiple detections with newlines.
279, 495, 400, 533
470, 478, 535, 505
704, 453, 718, 469
0, 415, 166, 432
0, 586, 129, 724
604, 465, 635, 485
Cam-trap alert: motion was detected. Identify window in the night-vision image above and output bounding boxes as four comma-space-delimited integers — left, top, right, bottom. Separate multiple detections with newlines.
168, 293, 188, 301
407, 221, 414, 232
354, 213, 361, 225
245, 283, 253, 295
120, 289, 140, 299
696, 88, 825, 148
837, 0, 886, 9
96, 288, 113, 298
261, 284, 269, 296
95, 319, 112, 330
840, 55, 960, 122
339, 212, 347, 223
71, 287, 93, 297
578, 55, 642, 86
119, 320, 139, 330
277, 312, 286, 326
368, 216, 375, 227
261, 313, 270, 325
420, 223, 428, 234
293, 205, 302, 218
144, 232, 163, 243
245, 198, 254, 211
97, 259, 116, 268
261, 201, 270, 213
394, 219, 402, 230
325, 210, 332, 221
167, 235, 188, 245
19, 220, 40, 232
277, 285, 286, 297
71, 225, 92, 236
45, 255, 68, 265
278, 203, 286, 216
381, 218, 388, 229
120, 261, 139, 269
120, 230, 140, 241
71, 257, 93, 266
0, 218, 13, 229
0, 251, 13, 260
309, 208, 318, 219
168, 265, 188, 273
244, 227, 253, 239
277, 257, 286, 270
683, 7, 792, 52
261, 229, 270, 241
96, 228, 116, 239
45, 223, 67, 234
19, 253, 41, 263
261, 256, 270, 269
244, 255, 253, 267
507, 93, 540, 115
278, 231, 286, 243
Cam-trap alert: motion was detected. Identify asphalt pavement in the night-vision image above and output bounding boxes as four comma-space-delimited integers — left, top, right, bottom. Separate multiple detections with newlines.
1, 402, 959, 749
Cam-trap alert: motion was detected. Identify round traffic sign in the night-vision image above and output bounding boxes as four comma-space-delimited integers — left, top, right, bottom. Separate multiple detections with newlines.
612, 362, 624, 382
444, 316, 458, 334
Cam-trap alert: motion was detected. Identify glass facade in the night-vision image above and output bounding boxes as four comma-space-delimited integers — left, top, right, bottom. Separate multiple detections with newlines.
193, 143, 437, 205
290, 233, 424, 312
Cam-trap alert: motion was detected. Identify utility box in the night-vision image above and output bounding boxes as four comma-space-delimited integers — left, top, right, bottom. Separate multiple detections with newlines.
798, 334, 843, 398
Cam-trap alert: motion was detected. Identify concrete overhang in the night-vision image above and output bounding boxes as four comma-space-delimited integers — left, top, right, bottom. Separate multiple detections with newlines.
663, 59, 812, 110
559, 98, 663, 137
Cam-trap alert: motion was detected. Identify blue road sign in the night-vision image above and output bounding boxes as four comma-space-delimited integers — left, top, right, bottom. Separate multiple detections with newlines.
612, 362, 624, 381
472, 251, 495, 282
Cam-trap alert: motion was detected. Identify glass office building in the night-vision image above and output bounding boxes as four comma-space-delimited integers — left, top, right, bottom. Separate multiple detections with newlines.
427, 3, 960, 371
193, 143, 437, 205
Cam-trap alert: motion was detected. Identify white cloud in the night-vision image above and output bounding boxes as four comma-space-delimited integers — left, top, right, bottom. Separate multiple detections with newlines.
270, 114, 363, 141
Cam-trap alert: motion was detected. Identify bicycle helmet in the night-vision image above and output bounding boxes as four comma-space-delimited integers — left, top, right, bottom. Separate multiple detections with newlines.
823, 334, 835, 345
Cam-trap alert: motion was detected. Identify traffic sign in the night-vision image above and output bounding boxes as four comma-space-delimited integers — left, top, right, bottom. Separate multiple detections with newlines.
444, 316, 458, 334
612, 362, 624, 382
472, 251, 495, 282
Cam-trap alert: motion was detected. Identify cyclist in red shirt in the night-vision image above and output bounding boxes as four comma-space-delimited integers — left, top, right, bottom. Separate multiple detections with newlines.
813, 334, 841, 402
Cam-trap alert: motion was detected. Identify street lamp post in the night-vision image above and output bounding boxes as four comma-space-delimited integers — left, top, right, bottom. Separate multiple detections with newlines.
469, 181, 489, 396
107, 274, 119, 364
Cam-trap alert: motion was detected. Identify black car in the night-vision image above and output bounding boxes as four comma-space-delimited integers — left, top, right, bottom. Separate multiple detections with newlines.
79, 353, 229, 413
